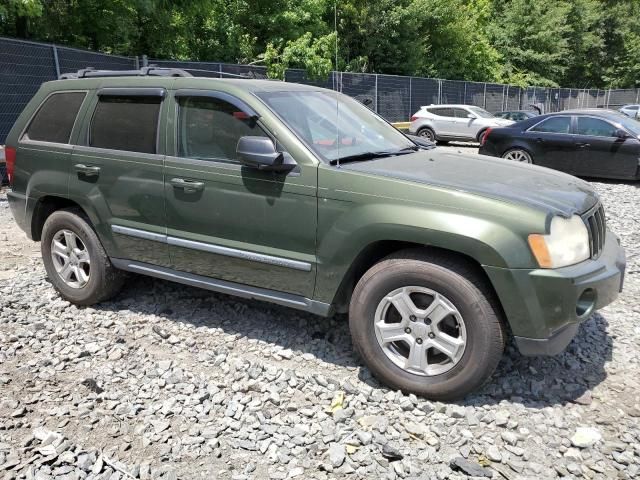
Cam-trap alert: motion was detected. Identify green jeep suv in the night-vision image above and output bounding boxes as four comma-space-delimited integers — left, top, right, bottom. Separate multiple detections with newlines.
5, 68, 626, 400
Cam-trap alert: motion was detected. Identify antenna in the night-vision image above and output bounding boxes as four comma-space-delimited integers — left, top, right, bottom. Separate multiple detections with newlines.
334, 1, 340, 168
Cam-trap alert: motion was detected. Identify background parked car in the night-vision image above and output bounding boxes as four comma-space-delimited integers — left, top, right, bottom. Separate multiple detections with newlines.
494, 110, 539, 122
0, 146, 6, 186
619, 104, 640, 118
409, 104, 513, 144
479, 109, 640, 180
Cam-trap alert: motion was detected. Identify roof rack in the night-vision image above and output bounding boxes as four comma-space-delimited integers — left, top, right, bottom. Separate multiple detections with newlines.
59, 66, 193, 80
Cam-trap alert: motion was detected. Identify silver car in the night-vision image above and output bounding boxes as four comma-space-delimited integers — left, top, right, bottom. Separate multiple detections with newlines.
619, 104, 640, 118
409, 104, 513, 144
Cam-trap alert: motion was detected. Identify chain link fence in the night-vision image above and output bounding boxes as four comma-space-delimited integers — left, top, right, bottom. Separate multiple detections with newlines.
2, 36, 639, 144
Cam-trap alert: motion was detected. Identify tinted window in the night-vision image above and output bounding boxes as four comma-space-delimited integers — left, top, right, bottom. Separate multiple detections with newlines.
627, 106, 639, 111
429, 108, 454, 117
453, 108, 470, 118
25, 92, 86, 143
178, 96, 269, 162
576, 117, 617, 137
90, 96, 161, 153
530, 117, 571, 134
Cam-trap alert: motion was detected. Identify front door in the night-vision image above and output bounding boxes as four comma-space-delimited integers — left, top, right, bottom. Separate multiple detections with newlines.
163, 91, 317, 298
524, 115, 576, 173
573, 116, 640, 179
68, 88, 170, 267
450, 107, 476, 138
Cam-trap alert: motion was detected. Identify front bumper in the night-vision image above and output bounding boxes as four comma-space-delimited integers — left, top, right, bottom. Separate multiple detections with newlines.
484, 230, 626, 356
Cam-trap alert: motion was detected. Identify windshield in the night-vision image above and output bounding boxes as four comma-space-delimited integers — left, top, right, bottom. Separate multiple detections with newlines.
468, 106, 494, 118
256, 90, 415, 163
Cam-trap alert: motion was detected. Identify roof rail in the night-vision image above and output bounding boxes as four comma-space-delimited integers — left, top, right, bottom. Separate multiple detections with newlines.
59, 66, 193, 80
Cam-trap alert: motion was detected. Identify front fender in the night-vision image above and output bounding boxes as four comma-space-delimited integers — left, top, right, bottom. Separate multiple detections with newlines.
314, 199, 543, 304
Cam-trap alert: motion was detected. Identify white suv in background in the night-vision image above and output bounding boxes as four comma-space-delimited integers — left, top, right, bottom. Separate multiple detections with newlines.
409, 104, 513, 144
619, 104, 640, 118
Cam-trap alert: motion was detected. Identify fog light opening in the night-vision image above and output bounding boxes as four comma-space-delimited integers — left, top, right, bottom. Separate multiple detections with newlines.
576, 288, 597, 318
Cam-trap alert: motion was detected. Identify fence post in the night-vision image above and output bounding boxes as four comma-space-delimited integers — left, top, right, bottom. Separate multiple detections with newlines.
374, 74, 378, 113
438, 80, 442, 104
141, 55, 148, 68
636, 89, 639, 104
134, 56, 140, 70
483, 83, 487, 109
52, 45, 60, 78
409, 77, 412, 119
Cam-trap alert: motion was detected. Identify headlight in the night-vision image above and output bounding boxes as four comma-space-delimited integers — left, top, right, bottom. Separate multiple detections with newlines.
528, 215, 590, 268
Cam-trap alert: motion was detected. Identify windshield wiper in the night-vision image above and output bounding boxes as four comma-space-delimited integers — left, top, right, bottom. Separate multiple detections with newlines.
330, 146, 418, 165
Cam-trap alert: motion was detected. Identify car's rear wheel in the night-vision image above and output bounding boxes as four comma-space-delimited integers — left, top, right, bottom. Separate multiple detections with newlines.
502, 148, 532, 163
41, 208, 125, 305
417, 127, 435, 142
349, 250, 505, 400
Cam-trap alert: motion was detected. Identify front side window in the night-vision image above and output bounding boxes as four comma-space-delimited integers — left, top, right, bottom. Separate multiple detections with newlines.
90, 96, 161, 154
257, 91, 415, 163
575, 117, 617, 137
530, 116, 571, 134
453, 108, 471, 118
467, 106, 494, 118
177, 96, 269, 162
24, 92, 86, 143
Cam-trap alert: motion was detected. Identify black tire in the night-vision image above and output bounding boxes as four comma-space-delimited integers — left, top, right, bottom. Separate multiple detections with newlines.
41, 208, 125, 305
349, 249, 505, 400
436, 140, 450, 145
417, 127, 435, 142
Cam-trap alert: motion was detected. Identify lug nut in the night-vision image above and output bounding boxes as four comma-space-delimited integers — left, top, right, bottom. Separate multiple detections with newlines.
404, 327, 411, 334
409, 315, 417, 321
416, 338, 423, 344
428, 332, 435, 339
425, 318, 432, 325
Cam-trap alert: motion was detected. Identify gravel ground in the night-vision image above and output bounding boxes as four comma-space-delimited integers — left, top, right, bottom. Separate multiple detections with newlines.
1, 152, 639, 479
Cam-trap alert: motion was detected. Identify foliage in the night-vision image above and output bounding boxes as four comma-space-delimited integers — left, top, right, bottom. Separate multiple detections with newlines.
0, 0, 638, 88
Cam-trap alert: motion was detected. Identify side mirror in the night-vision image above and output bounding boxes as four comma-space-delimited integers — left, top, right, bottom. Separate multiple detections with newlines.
615, 129, 630, 139
236, 136, 295, 172
466, 113, 476, 119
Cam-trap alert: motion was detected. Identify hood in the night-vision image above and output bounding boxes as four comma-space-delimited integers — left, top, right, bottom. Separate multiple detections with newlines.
341, 150, 598, 216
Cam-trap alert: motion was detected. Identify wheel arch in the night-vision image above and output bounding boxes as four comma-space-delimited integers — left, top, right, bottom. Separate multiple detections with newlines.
30, 195, 89, 241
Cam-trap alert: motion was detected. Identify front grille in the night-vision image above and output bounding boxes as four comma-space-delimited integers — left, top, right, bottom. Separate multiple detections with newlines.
583, 203, 606, 259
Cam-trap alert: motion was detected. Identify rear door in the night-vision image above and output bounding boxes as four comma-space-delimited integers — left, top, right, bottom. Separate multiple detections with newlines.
427, 107, 456, 136
163, 89, 317, 297
68, 87, 170, 267
573, 116, 640, 178
524, 116, 576, 173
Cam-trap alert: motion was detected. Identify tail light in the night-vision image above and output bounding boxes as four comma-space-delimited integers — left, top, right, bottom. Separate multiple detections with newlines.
5, 146, 16, 185
480, 128, 492, 146
410, 116, 418, 121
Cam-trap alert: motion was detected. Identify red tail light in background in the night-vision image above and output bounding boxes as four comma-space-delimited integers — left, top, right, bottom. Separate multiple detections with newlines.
5, 146, 16, 185
480, 128, 492, 146
410, 116, 418, 121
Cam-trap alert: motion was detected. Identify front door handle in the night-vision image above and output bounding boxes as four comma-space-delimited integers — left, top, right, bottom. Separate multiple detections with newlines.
170, 178, 205, 193
576, 142, 591, 148
74, 164, 101, 176
535, 137, 545, 143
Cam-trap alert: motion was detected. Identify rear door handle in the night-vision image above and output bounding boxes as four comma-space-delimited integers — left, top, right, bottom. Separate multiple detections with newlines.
535, 137, 545, 143
170, 178, 205, 193
576, 142, 591, 148
74, 164, 100, 176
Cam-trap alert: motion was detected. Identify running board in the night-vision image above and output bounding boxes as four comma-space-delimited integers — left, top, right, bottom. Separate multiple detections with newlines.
110, 258, 332, 317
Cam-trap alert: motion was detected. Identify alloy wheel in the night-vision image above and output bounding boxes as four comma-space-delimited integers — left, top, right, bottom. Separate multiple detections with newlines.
503, 149, 532, 163
50, 229, 91, 288
374, 286, 467, 376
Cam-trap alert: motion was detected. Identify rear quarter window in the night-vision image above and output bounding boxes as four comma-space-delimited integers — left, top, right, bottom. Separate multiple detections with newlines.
23, 92, 86, 144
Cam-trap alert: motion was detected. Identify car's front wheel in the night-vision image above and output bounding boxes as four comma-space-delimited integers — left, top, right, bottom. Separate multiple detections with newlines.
349, 250, 505, 400
41, 208, 125, 305
502, 148, 533, 163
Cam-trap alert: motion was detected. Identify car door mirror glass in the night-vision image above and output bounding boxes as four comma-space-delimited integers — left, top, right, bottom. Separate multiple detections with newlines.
466, 113, 476, 119
236, 136, 295, 172
615, 129, 630, 139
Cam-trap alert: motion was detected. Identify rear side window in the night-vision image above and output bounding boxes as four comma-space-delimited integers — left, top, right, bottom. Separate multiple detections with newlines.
24, 92, 86, 143
90, 96, 161, 154
177, 96, 269, 162
529, 117, 571, 134
428, 108, 454, 117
